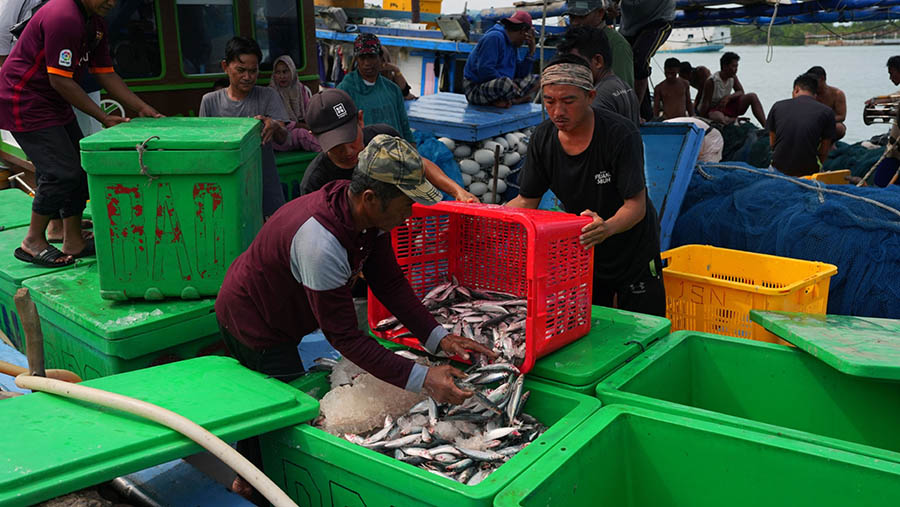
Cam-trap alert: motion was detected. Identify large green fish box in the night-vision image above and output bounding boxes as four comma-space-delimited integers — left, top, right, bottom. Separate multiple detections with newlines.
22, 263, 224, 380
596, 331, 900, 463
0, 227, 95, 352
0, 357, 319, 506
527, 306, 670, 395
0, 188, 35, 230
493, 405, 900, 507
259, 371, 600, 507
80, 117, 263, 300
274, 150, 317, 201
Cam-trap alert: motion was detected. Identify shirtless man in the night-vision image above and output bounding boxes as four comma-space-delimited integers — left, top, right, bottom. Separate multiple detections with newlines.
698, 52, 766, 127
678, 61, 713, 112
653, 57, 693, 119
806, 66, 846, 141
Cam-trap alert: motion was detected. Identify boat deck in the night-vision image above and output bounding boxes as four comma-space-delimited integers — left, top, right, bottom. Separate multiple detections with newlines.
405, 92, 546, 142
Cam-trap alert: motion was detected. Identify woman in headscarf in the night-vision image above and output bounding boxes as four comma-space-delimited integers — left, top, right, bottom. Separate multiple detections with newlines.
269, 54, 321, 152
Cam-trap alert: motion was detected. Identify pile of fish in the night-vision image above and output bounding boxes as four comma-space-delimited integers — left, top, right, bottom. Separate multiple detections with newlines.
375, 278, 528, 365
438, 129, 533, 205
321, 359, 546, 485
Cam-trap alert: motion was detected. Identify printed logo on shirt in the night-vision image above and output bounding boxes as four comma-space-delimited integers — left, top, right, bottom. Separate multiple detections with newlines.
59, 49, 73, 67
96, 31, 103, 41
333, 103, 347, 118
594, 171, 611, 185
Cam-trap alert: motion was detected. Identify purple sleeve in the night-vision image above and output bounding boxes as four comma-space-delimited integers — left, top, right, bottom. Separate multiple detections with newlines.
89, 19, 114, 73
306, 283, 420, 390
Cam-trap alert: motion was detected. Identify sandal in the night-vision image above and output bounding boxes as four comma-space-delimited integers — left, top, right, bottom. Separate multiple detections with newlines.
14, 246, 75, 267
70, 238, 95, 259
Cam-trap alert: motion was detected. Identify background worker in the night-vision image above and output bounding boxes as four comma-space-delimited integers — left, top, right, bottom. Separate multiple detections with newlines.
507, 57, 665, 317
653, 57, 694, 119
463, 11, 539, 107
767, 73, 836, 177
299, 89, 476, 203
618, 0, 676, 121
557, 27, 639, 126
199, 36, 290, 219
216, 134, 496, 501
805, 65, 846, 141
338, 33, 415, 144
698, 51, 767, 127
0, 0, 161, 267
566, 0, 634, 88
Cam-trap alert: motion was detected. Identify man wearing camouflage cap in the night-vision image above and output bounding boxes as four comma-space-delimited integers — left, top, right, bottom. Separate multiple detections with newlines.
337, 33, 415, 144
216, 134, 496, 500
217, 133, 495, 399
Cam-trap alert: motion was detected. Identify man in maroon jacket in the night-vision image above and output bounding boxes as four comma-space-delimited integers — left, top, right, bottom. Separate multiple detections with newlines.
217, 132, 494, 398
217, 132, 495, 502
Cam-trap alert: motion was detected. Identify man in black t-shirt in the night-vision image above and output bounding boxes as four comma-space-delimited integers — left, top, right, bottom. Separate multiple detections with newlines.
507, 55, 664, 316
767, 73, 836, 177
300, 89, 475, 201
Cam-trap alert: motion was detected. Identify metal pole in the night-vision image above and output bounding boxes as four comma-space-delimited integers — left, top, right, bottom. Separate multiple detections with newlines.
539, 0, 547, 120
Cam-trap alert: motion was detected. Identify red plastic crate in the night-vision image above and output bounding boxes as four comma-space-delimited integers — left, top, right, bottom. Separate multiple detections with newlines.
368, 202, 594, 373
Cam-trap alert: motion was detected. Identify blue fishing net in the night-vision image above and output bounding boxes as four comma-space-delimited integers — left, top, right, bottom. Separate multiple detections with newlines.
412, 131, 464, 200
671, 162, 900, 318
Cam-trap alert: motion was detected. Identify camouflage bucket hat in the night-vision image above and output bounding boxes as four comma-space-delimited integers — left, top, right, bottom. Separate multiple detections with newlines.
357, 134, 442, 205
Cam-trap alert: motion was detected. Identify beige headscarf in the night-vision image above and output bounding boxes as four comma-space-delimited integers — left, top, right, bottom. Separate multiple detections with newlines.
269, 55, 312, 123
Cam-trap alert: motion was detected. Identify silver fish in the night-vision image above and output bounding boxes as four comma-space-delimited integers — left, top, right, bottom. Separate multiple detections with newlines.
384, 434, 422, 449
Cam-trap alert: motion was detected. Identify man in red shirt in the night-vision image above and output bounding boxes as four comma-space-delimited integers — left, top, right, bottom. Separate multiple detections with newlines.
0, 0, 161, 266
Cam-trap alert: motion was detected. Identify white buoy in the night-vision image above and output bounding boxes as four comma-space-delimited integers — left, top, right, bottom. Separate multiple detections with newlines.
473, 149, 495, 168
504, 152, 521, 167
481, 192, 500, 204
492, 180, 508, 194
469, 182, 488, 196
454, 145, 472, 158
438, 137, 456, 151
461, 173, 472, 186
480, 141, 500, 154
497, 164, 511, 179
493, 137, 509, 151
504, 133, 519, 147
473, 170, 486, 181
459, 159, 480, 175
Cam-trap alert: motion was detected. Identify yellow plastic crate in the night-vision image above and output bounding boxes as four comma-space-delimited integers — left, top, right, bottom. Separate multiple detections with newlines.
800, 170, 850, 185
661, 245, 837, 344
383, 0, 442, 13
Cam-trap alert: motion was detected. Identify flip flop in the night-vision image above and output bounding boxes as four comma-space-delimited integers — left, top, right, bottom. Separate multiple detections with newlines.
70, 238, 95, 259
48, 230, 94, 244
14, 246, 75, 267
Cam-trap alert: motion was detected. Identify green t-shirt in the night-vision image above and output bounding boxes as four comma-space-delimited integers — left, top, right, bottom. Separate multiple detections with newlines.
606, 27, 635, 89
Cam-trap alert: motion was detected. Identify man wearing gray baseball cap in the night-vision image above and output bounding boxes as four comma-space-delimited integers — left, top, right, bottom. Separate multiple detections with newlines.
298, 88, 475, 202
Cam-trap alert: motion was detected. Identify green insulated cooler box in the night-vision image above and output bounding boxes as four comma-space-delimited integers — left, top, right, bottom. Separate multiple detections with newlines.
22, 263, 224, 380
80, 117, 263, 300
0, 227, 96, 353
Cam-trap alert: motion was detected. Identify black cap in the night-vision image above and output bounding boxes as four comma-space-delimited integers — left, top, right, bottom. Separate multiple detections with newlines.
306, 89, 359, 153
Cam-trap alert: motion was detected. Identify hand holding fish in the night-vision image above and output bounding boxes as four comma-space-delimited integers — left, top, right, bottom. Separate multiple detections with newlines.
423, 364, 472, 405
439, 334, 498, 362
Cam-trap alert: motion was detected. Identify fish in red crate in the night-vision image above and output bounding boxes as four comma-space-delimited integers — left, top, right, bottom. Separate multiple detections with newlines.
376, 277, 527, 364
